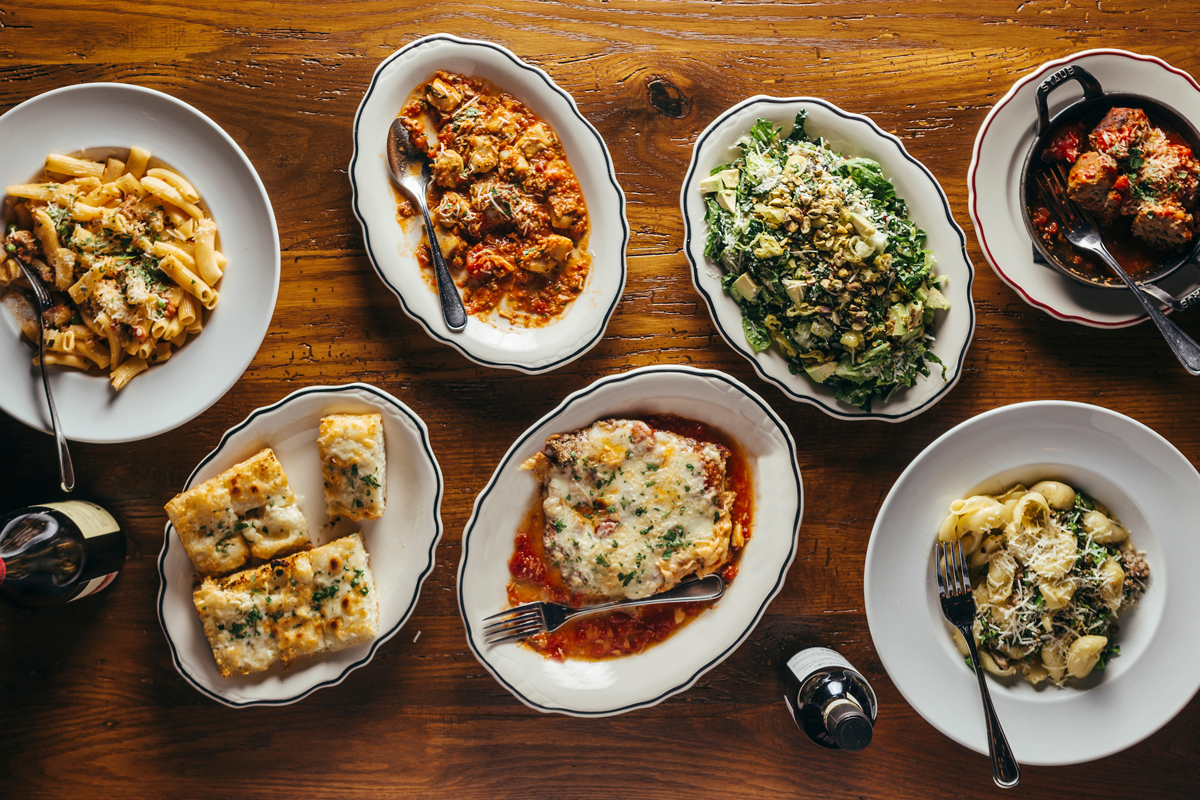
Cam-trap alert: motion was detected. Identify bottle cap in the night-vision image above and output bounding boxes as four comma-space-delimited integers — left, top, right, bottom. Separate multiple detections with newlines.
824, 698, 873, 751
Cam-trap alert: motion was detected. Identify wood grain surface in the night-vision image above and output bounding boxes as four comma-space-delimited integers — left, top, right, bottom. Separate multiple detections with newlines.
3, 2, 1200, 798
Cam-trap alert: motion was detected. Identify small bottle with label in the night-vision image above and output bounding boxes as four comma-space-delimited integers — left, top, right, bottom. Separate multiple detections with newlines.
784, 646, 878, 752
0, 500, 126, 608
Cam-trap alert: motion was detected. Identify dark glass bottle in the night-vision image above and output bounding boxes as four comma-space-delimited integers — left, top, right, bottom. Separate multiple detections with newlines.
0, 500, 126, 608
784, 646, 878, 751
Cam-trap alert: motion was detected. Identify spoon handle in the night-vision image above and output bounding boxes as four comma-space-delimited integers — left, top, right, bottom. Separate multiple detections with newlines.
417, 202, 468, 332
38, 334, 75, 492
1098, 250, 1200, 375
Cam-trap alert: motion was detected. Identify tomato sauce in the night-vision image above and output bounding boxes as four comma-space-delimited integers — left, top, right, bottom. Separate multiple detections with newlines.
396, 71, 591, 326
505, 415, 754, 661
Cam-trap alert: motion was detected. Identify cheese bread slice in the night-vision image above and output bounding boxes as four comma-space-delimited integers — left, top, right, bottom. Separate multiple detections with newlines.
192, 532, 379, 677
318, 413, 386, 521
165, 448, 310, 577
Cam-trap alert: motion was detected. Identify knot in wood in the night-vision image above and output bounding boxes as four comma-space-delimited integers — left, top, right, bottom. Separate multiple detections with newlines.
647, 77, 689, 119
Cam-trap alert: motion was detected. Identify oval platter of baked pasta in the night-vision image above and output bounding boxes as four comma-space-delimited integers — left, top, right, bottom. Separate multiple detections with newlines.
458, 365, 803, 716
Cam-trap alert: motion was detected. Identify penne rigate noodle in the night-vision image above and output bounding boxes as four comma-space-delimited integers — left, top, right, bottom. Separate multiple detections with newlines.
194, 220, 221, 285
125, 146, 151, 179
35, 353, 90, 370
158, 254, 216, 307
141, 176, 203, 219
74, 337, 111, 369
2, 146, 223, 390
101, 157, 126, 183
44, 329, 76, 353
46, 154, 105, 179
110, 356, 148, 390
146, 167, 199, 202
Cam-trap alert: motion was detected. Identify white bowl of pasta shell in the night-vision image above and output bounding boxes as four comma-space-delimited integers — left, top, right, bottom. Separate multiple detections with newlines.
865, 401, 1200, 765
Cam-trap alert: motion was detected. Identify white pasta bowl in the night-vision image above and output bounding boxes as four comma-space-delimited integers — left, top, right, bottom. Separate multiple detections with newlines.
865, 401, 1200, 765
458, 365, 802, 716
0, 82, 279, 442
157, 383, 444, 707
681, 96, 976, 422
349, 34, 628, 373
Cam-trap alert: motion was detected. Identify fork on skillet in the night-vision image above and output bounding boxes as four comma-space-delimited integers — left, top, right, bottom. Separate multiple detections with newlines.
482, 572, 725, 645
1037, 164, 1200, 375
936, 539, 1020, 788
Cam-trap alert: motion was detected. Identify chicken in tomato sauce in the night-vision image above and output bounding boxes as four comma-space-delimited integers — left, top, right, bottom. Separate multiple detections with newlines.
397, 72, 591, 326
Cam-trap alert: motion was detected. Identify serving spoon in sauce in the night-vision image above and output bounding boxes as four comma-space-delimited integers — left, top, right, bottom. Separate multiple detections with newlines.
386, 118, 467, 332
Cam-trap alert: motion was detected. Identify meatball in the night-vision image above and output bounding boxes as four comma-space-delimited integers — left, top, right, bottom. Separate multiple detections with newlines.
1130, 197, 1193, 250
1089, 107, 1150, 160
1068, 151, 1121, 224
1137, 132, 1200, 210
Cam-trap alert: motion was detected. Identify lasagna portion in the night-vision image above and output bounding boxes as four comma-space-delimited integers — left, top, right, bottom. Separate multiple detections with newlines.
522, 419, 738, 600
192, 533, 379, 677
165, 448, 310, 577
318, 413, 386, 522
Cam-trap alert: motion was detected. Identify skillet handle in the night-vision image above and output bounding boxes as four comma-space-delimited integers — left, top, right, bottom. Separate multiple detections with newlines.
1035, 65, 1104, 136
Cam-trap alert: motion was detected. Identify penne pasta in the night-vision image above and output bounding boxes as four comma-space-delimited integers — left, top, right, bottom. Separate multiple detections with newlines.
146, 167, 199, 202
101, 157, 126, 183
1, 146, 222, 390
194, 219, 222, 285
109, 356, 148, 390
35, 353, 90, 370
125, 146, 151, 179
46, 154, 105, 179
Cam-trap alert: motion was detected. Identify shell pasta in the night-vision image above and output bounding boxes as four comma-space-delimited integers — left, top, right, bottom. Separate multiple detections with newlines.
1, 148, 223, 389
937, 481, 1150, 685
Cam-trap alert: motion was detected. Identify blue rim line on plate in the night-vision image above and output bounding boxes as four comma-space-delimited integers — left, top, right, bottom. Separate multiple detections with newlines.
155, 382, 445, 708
348, 33, 629, 374
682, 95, 976, 422
458, 364, 803, 716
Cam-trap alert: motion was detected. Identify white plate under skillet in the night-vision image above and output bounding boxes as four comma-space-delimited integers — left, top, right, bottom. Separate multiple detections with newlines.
157, 383, 445, 707
349, 34, 628, 374
0, 83, 279, 442
968, 49, 1200, 328
459, 365, 803, 716
865, 401, 1200, 765
681, 96, 976, 422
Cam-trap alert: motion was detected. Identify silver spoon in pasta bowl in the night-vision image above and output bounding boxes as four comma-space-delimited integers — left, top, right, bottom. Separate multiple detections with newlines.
385, 118, 468, 333
5, 243, 75, 491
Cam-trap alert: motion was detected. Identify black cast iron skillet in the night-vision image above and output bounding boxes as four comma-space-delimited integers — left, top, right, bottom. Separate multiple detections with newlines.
1019, 64, 1200, 304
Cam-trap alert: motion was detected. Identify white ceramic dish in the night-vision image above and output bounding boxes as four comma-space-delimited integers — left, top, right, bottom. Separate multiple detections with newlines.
681, 96, 976, 422
157, 383, 444, 707
349, 34, 628, 373
458, 365, 802, 716
865, 401, 1200, 765
0, 83, 279, 442
968, 49, 1200, 328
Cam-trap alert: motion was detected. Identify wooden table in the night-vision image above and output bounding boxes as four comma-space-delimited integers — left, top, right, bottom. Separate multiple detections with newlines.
2, 2, 1199, 797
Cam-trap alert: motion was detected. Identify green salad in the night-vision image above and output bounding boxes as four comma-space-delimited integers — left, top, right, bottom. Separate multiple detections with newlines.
702, 112, 950, 411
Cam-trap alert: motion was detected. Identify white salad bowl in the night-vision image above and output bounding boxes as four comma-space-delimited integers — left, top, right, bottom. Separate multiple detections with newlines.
350, 34, 628, 373
681, 96, 975, 422
458, 365, 802, 716
865, 401, 1200, 765
0, 83, 279, 442
157, 383, 444, 707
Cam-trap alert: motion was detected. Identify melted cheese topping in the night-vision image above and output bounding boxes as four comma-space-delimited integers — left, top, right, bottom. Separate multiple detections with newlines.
318, 414, 386, 522
527, 419, 734, 600
192, 533, 379, 677
165, 448, 310, 577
